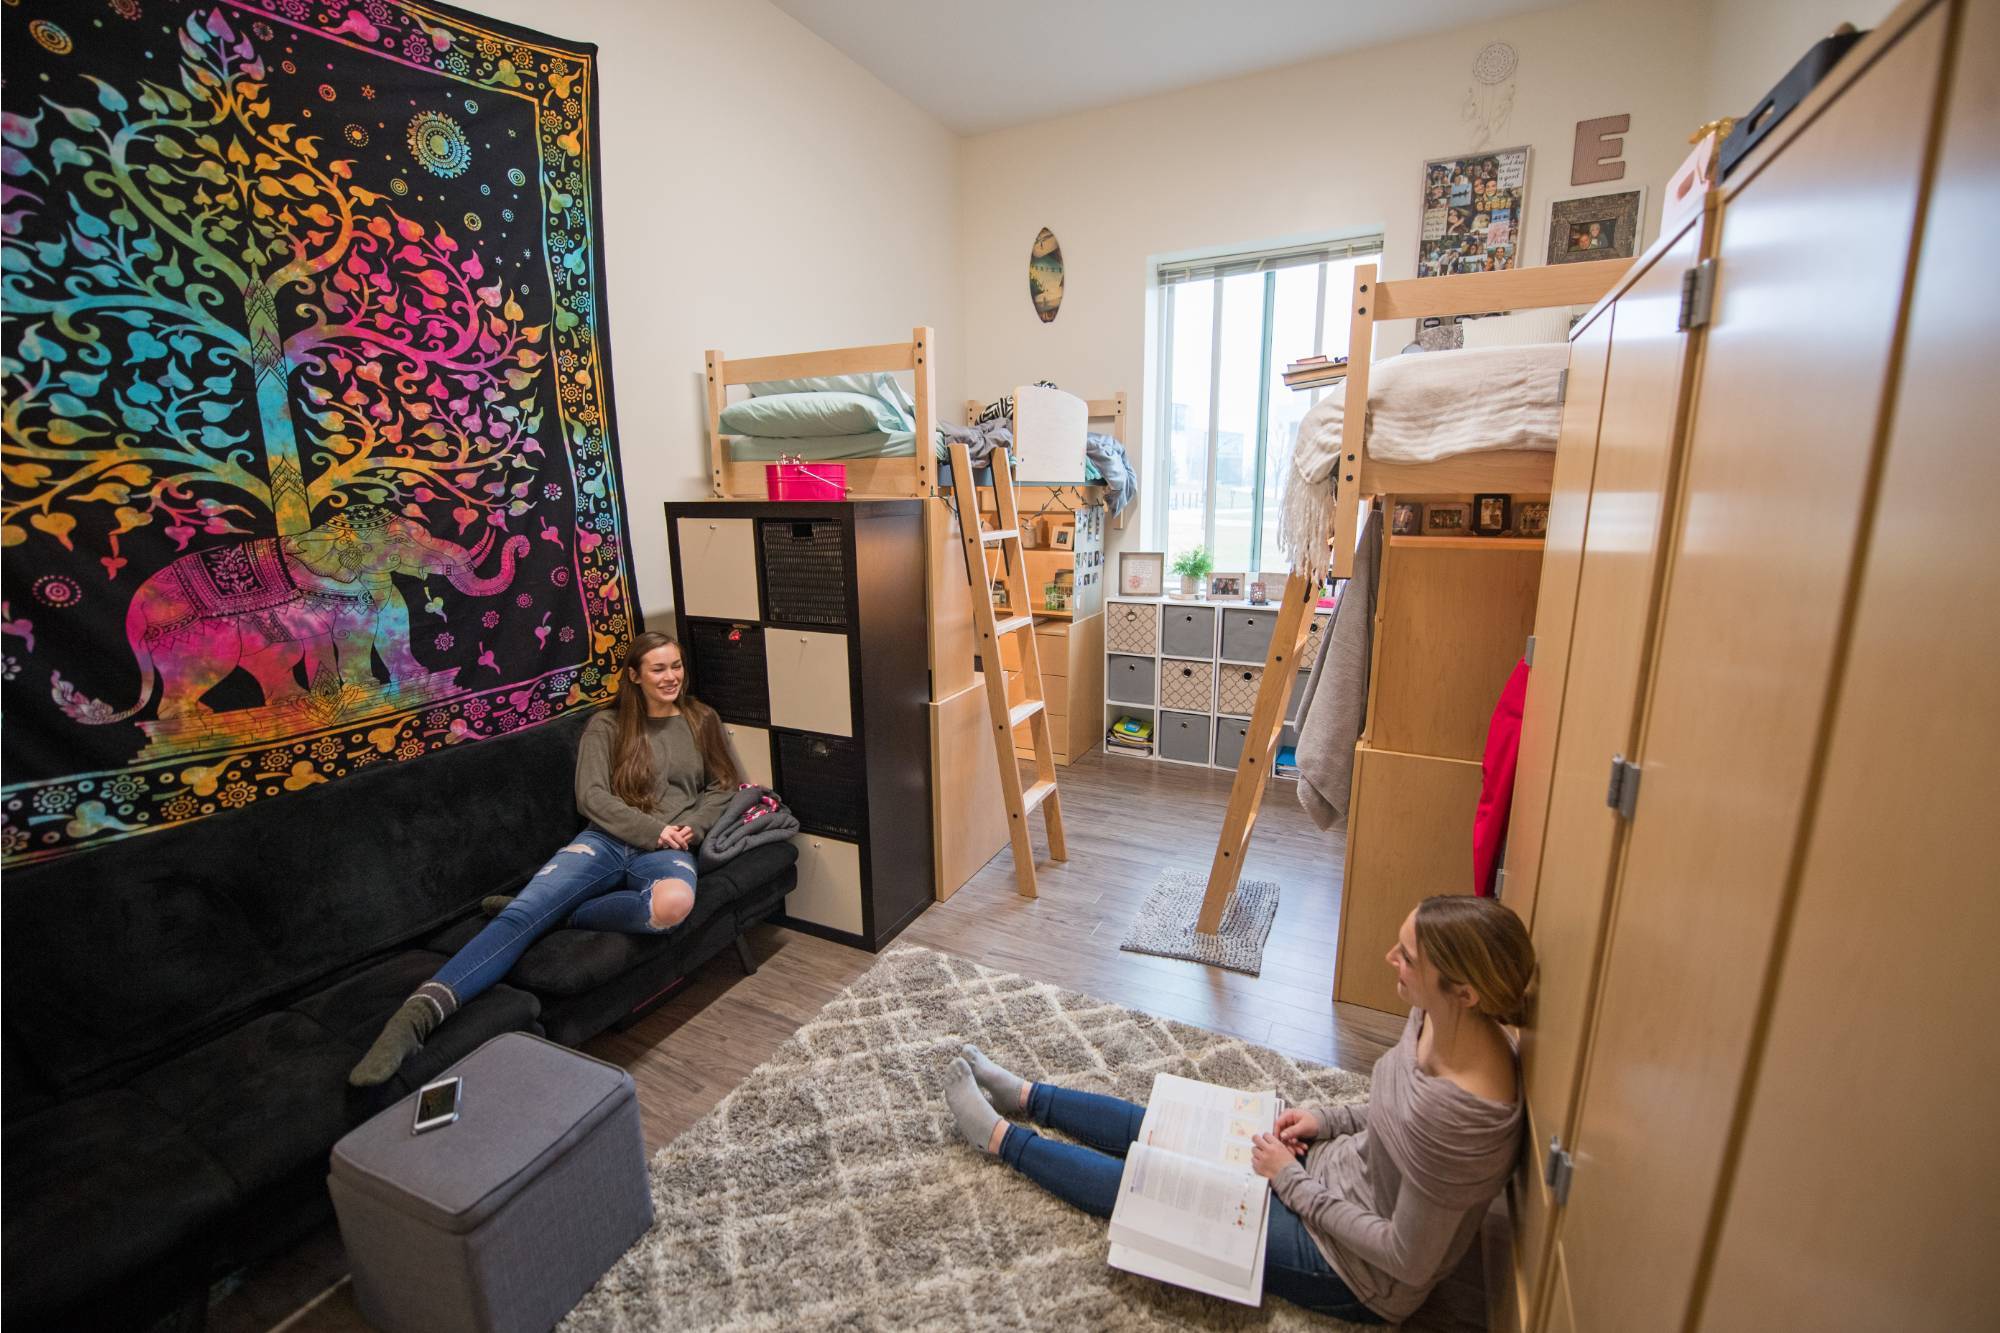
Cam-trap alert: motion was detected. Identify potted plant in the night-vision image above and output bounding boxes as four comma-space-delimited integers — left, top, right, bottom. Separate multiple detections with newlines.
1171, 546, 1212, 598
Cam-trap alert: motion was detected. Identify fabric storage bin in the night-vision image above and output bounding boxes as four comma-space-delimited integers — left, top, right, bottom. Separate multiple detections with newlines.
1213, 717, 1251, 772
1159, 711, 1211, 765
1217, 664, 1264, 716
1106, 653, 1156, 706
1159, 657, 1214, 712
329, 1033, 652, 1333
775, 732, 866, 839
1289, 669, 1310, 721
686, 620, 769, 726
1220, 608, 1278, 663
1161, 604, 1216, 658
1298, 611, 1333, 670
759, 518, 848, 626
1106, 601, 1159, 655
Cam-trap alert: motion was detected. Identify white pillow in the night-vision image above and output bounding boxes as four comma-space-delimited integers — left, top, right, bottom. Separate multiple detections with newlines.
1459, 306, 1577, 349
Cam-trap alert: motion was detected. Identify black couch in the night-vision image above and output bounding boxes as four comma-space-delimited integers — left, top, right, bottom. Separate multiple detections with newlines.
0, 706, 797, 1330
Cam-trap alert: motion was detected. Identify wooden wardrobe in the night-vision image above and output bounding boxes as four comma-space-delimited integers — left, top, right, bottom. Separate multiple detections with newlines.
1496, 1, 1995, 1329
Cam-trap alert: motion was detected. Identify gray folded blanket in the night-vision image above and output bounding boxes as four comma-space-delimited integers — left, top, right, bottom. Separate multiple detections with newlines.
697, 785, 800, 871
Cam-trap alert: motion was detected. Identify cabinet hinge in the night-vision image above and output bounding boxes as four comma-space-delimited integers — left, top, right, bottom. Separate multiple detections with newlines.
1605, 754, 1642, 819
1556, 368, 1569, 406
1678, 258, 1718, 331
1524, 634, 1537, 667
1545, 1135, 1576, 1207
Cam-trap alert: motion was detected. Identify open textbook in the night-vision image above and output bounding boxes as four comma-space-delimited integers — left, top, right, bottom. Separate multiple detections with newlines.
1105, 1073, 1283, 1306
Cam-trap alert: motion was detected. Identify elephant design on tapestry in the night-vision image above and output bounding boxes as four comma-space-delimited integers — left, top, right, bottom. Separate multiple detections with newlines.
55, 505, 529, 755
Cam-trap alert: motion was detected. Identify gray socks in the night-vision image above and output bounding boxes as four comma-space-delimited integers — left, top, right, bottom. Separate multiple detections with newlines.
962, 1044, 1030, 1113
945, 1056, 1003, 1153
348, 983, 457, 1087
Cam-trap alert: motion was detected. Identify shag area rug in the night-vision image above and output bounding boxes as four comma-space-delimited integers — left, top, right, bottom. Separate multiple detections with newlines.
561, 945, 1372, 1331
1119, 870, 1282, 975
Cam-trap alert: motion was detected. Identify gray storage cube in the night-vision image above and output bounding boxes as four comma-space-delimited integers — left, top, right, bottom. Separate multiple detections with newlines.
1289, 668, 1310, 721
1106, 653, 1156, 705
1213, 717, 1251, 772
1161, 604, 1216, 658
1220, 607, 1278, 663
1158, 710, 1211, 764
329, 1033, 653, 1333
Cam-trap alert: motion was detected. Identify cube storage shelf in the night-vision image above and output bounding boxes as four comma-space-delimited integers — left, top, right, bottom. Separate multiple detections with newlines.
1102, 596, 1331, 777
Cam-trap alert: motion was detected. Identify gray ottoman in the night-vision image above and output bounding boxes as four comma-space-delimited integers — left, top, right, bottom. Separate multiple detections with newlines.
329, 1033, 653, 1333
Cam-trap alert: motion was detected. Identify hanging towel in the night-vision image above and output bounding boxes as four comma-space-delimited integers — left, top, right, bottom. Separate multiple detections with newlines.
697, 785, 800, 871
1472, 659, 1530, 896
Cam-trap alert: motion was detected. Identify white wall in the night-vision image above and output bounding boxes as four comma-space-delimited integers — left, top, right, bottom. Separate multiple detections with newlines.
1706, 0, 1894, 118
472, 0, 961, 622
954, 0, 1717, 556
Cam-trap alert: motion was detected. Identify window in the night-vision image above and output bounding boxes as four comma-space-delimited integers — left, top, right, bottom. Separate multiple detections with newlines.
1157, 236, 1383, 575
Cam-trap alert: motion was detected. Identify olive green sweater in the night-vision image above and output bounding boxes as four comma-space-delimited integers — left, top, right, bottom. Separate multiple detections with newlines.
574, 711, 733, 850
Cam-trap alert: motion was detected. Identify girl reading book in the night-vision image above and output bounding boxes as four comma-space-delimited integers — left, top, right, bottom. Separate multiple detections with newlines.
942, 895, 1534, 1323
349, 631, 737, 1086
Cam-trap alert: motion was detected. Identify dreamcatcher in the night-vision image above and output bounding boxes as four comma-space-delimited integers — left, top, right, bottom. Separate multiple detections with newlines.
1462, 41, 1518, 151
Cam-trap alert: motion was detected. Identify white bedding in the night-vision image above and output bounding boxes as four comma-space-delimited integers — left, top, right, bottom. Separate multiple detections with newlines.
1277, 341, 1568, 579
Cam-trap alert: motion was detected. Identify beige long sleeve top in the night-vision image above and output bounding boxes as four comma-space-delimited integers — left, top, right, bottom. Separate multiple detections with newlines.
573, 711, 733, 850
1271, 1008, 1523, 1322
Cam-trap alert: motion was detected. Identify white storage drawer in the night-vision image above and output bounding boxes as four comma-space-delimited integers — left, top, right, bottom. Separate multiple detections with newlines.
1161, 604, 1216, 658
676, 517, 761, 620
765, 629, 852, 736
724, 723, 771, 788
787, 835, 863, 935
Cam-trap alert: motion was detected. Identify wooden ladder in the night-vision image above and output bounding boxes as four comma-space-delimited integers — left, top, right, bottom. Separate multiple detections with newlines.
944, 438, 1067, 897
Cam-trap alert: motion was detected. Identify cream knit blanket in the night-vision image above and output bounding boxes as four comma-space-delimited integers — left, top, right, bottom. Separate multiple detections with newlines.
1276, 343, 1569, 581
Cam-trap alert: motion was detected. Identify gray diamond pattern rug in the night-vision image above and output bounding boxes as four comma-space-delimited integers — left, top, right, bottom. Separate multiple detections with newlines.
1119, 869, 1282, 975
561, 945, 1371, 1330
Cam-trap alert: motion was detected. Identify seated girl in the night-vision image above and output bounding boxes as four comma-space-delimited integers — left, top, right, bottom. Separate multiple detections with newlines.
941, 895, 1533, 1324
350, 631, 737, 1086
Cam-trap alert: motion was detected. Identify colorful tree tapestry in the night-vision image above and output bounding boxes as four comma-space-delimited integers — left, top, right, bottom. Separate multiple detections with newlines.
1, 1, 636, 865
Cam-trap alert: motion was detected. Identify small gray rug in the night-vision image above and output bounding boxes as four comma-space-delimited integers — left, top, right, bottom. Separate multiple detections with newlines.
1119, 869, 1282, 975
561, 945, 1369, 1331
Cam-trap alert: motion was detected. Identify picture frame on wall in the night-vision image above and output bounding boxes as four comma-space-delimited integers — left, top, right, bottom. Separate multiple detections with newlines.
1119, 550, 1165, 597
1208, 571, 1245, 601
1424, 502, 1472, 535
1547, 189, 1646, 264
1419, 145, 1530, 282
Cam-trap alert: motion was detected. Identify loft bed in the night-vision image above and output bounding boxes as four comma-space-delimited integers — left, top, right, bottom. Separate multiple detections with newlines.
1196, 257, 1635, 935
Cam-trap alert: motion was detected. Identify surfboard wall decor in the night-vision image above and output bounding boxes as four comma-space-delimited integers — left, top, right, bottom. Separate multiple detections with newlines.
1029, 227, 1064, 323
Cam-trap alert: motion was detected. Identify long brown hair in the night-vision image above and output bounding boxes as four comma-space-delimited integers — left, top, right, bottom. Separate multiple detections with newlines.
609, 632, 739, 810
1413, 895, 1537, 1026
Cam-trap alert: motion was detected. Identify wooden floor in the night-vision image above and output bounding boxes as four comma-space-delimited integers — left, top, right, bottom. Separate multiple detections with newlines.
234, 751, 1488, 1333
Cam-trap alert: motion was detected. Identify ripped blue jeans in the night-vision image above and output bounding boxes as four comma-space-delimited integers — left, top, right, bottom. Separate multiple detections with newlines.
429, 827, 697, 1005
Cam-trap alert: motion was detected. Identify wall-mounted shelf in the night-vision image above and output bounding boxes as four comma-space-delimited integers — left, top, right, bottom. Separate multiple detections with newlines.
1388, 535, 1547, 551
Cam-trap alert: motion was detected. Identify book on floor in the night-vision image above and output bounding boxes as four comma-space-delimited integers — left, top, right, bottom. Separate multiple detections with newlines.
1105, 1073, 1282, 1306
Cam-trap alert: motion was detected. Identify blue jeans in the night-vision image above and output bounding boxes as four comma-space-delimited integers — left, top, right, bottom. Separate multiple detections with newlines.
998, 1085, 1387, 1323
430, 828, 697, 1004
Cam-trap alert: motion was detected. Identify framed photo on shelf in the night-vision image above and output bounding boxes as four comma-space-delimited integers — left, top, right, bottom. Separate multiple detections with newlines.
1515, 500, 1550, 537
1119, 550, 1165, 597
1052, 522, 1075, 550
1424, 502, 1472, 535
1208, 571, 1245, 601
1391, 500, 1424, 536
1473, 493, 1511, 536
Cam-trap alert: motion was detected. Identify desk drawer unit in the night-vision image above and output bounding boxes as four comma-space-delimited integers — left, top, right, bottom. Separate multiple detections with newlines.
1160, 658, 1214, 712
1107, 653, 1156, 706
1217, 664, 1265, 717
686, 620, 769, 726
1107, 601, 1160, 655
1159, 710, 1211, 765
1220, 608, 1278, 664
1161, 604, 1216, 658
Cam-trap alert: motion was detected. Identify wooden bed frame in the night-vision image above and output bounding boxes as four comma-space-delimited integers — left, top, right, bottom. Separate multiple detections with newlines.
1196, 258, 1635, 932
705, 326, 937, 499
